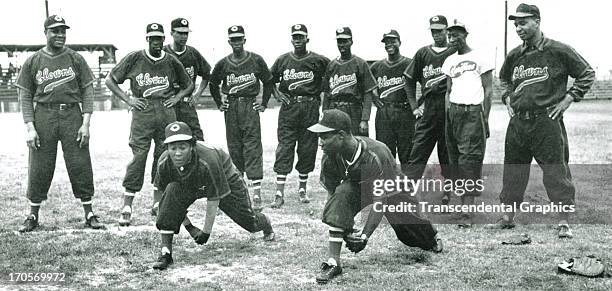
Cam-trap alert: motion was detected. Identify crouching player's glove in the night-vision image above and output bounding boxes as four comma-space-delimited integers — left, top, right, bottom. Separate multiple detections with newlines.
193, 231, 210, 245
344, 233, 368, 253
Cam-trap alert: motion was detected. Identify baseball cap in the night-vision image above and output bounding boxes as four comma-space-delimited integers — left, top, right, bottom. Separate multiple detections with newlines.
146, 23, 165, 37
509, 3, 541, 20
429, 15, 448, 30
381, 29, 400, 42
171, 18, 191, 32
447, 19, 468, 33
291, 24, 308, 36
228, 25, 245, 38
44, 15, 70, 29
336, 27, 352, 39
164, 121, 193, 144
308, 109, 352, 133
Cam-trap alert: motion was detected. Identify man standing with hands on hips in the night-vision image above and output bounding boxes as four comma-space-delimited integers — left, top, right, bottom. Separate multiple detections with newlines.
490, 3, 594, 238
209, 25, 274, 211
441, 20, 493, 228
16, 15, 103, 232
106, 23, 193, 226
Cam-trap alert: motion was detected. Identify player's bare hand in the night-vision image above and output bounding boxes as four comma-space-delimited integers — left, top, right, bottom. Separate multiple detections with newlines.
252, 102, 266, 112
25, 126, 40, 150
505, 96, 515, 118
275, 93, 290, 105
163, 95, 181, 108
219, 101, 229, 112
76, 125, 90, 148
413, 105, 424, 119
373, 99, 384, 109
129, 98, 147, 111
359, 121, 369, 135
549, 94, 573, 120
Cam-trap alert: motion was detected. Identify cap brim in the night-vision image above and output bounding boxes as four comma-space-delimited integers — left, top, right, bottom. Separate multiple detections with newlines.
292, 31, 308, 36
429, 24, 447, 30
173, 27, 191, 32
381, 35, 400, 42
307, 123, 337, 133
146, 32, 165, 37
447, 25, 467, 32
508, 12, 535, 20
336, 34, 352, 39
164, 134, 193, 144
46, 23, 70, 29
228, 33, 245, 38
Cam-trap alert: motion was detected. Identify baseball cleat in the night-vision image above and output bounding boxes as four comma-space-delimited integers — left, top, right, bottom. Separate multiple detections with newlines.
316, 262, 342, 284
270, 195, 284, 209
558, 224, 573, 239
485, 217, 516, 230
252, 195, 263, 212
118, 205, 132, 226
298, 189, 310, 204
19, 214, 39, 233
152, 253, 173, 270
262, 214, 275, 241
431, 236, 444, 253
150, 202, 159, 217
85, 212, 104, 229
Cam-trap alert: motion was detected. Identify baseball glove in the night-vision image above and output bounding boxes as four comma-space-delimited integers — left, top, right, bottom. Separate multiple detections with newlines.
558, 255, 606, 277
344, 232, 368, 254
501, 233, 531, 245
193, 231, 211, 245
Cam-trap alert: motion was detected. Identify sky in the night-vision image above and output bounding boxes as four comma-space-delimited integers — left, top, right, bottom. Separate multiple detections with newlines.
2, 0, 611, 78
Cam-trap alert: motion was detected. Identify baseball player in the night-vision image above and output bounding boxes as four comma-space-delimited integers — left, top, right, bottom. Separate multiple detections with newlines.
209, 25, 274, 211
322, 27, 377, 137
491, 3, 595, 238
441, 20, 493, 227
152, 18, 211, 215
370, 30, 415, 173
403, 15, 456, 204
105, 23, 194, 226
16, 15, 102, 232
309, 109, 442, 284
269, 24, 330, 208
152, 121, 275, 270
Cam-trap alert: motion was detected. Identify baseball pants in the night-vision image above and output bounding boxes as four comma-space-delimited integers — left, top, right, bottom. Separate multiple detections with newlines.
156, 182, 272, 234
27, 104, 94, 203
225, 97, 263, 180
404, 95, 450, 180
273, 99, 319, 175
445, 103, 487, 196
123, 99, 176, 193
375, 103, 416, 173
321, 180, 437, 250
329, 101, 368, 136
175, 101, 204, 141
500, 112, 575, 205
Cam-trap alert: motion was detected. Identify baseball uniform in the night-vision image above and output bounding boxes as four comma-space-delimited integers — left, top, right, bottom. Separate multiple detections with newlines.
164, 44, 211, 141
110, 49, 192, 193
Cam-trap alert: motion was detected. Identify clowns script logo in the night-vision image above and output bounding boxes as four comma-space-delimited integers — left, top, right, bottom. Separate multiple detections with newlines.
37, 67, 76, 93
185, 66, 195, 79
449, 60, 478, 78
512, 65, 549, 93
377, 76, 405, 99
283, 69, 315, 90
329, 73, 357, 95
227, 73, 256, 94
136, 73, 169, 97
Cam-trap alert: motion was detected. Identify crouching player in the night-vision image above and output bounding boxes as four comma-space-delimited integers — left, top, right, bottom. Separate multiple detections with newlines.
152, 121, 275, 270
308, 109, 443, 284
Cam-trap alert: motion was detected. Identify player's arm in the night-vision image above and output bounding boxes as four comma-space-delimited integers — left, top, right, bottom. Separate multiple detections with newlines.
209, 62, 228, 111
193, 52, 212, 102
19, 88, 40, 150
444, 76, 452, 110
105, 76, 145, 111
192, 76, 209, 101
550, 45, 595, 120
77, 85, 94, 148
481, 70, 493, 120
164, 60, 195, 108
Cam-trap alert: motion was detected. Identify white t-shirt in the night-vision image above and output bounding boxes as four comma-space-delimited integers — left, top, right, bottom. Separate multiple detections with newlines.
441, 50, 493, 105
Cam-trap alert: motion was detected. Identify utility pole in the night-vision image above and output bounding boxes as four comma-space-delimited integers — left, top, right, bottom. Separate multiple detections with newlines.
45, 0, 49, 17
504, 0, 508, 57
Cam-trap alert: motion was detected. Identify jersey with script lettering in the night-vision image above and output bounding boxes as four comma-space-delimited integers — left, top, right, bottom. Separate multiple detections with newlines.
370, 57, 411, 103
163, 45, 211, 83
404, 46, 456, 100
16, 48, 95, 105
209, 51, 272, 97
323, 55, 377, 101
499, 37, 594, 111
110, 50, 191, 99
270, 51, 329, 97
442, 50, 493, 105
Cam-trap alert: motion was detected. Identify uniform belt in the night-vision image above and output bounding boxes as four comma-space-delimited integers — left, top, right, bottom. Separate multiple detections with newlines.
37, 103, 78, 110
515, 105, 555, 120
331, 100, 357, 106
382, 101, 409, 108
227, 96, 256, 102
450, 102, 482, 112
287, 95, 316, 103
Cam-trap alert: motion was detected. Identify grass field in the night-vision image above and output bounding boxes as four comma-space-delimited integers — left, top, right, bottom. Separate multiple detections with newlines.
0, 101, 611, 290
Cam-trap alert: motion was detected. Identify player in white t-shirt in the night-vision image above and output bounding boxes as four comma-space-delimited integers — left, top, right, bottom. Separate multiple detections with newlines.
441, 20, 494, 227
